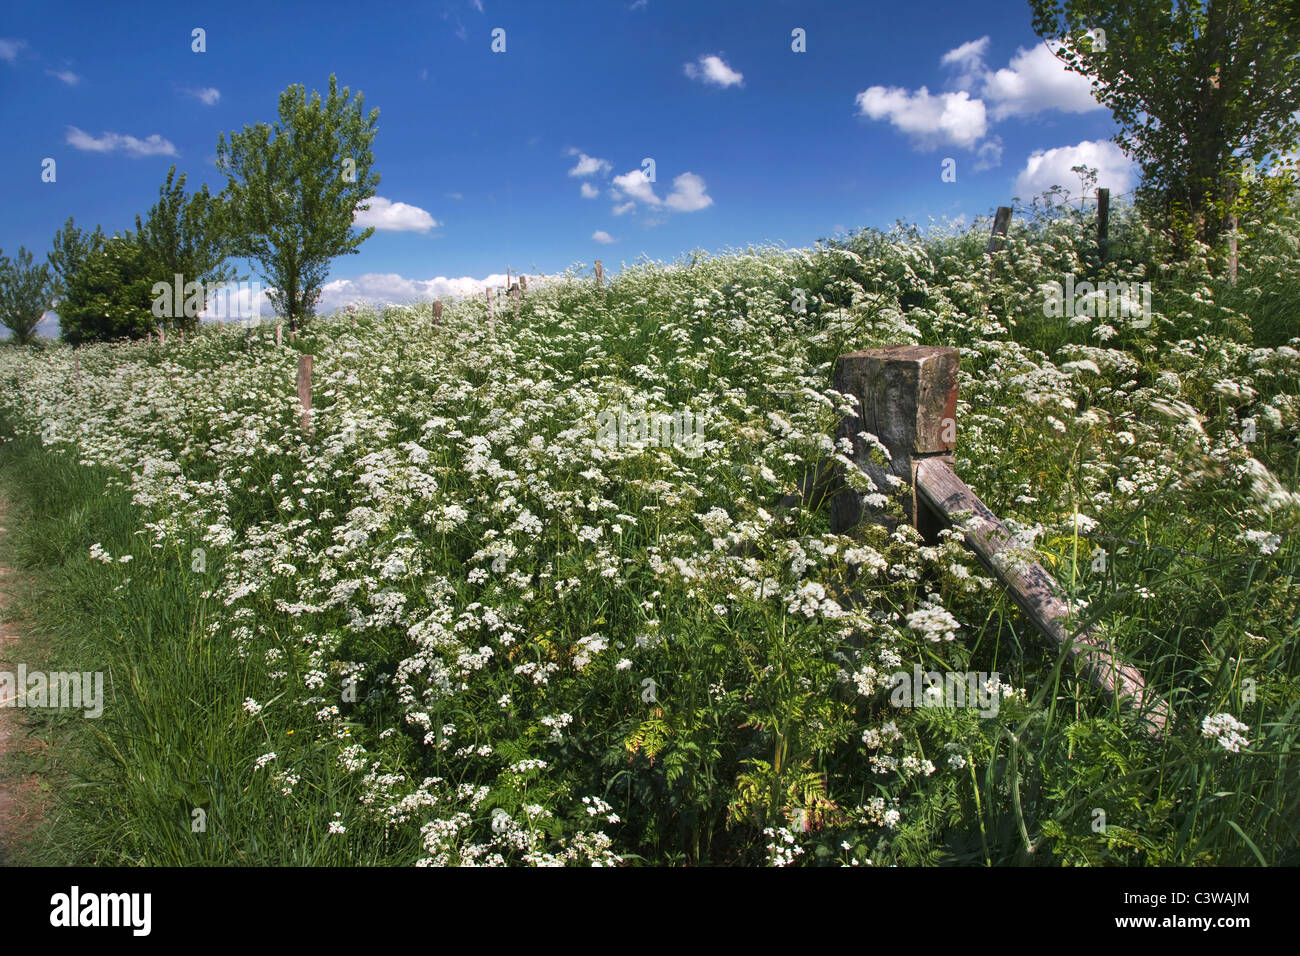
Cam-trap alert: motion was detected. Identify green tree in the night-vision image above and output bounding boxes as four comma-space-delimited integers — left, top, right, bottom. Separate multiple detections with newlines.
135, 165, 235, 328
215, 74, 380, 331
0, 247, 54, 345
48, 216, 104, 304
1029, 0, 1300, 251
58, 233, 158, 345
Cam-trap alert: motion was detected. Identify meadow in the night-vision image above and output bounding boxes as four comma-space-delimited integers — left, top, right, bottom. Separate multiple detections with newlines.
0, 198, 1296, 865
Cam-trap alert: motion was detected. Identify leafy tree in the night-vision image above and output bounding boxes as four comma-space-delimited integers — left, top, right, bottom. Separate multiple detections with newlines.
0, 247, 54, 345
1029, 0, 1300, 251
216, 74, 380, 331
58, 233, 158, 345
48, 216, 104, 304
134, 165, 235, 328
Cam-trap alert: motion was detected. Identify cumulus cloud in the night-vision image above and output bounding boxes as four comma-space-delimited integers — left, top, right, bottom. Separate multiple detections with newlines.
48, 69, 80, 86
684, 54, 743, 88
592, 230, 617, 244
855, 86, 987, 149
353, 196, 439, 232
580, 182, 599, 199
664, 172, 712, 211
610, 169, 713, 213
0, 38, 26, 63
982, 42, 1102, 119
611, 168, 660, 205
185, 86, 220, 106
567, 149, 612, 177
1013, 139, 1135, 200
312, 272, 550, 313
940, 36, 989, 90
65, 126, 177, 157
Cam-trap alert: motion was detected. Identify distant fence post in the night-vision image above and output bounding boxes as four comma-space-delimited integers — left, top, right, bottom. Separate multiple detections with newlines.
595, 259, 603, 286
520, 274, 528, 297
275, 323, 282, 348
1097, 188, 1110, 262
297, 354, 313, 435
432, 300, 443, 322
987, 206, 1013, 254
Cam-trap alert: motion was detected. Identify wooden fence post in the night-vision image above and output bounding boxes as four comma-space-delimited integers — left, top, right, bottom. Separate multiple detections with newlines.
832, 344, 1171, 735
831, 346, 959, 536
275, 323, 282, 347
432, 300, 443, 322
297, 354, 313, 435
987, 206, 1013, 254
595, 260, 603, 286
520, 274, 527, 297
1097, 188, 1110, 262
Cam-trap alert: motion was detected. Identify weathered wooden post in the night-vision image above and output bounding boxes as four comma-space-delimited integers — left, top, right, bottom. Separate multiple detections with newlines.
595, 259, 603, 286
159, 327, 166, 348
987, 206, 1013, 254
831, 344, 1171, 735
432, 300, 443, 322
1097, 188, 1110, 262
275, 323, 282, 347
297, 354, 313, 435
510, 282, 521, 313
831, 346, 958, 536
520, 274, 527, 297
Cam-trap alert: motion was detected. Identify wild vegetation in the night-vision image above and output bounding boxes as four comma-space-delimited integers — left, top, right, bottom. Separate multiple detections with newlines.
0, 197, 1296, 865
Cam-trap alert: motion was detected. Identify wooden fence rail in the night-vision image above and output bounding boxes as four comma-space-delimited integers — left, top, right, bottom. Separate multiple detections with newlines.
831, 345, 1172, 736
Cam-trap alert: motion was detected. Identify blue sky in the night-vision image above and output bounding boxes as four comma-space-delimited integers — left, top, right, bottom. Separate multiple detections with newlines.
0, 0, 1137, 327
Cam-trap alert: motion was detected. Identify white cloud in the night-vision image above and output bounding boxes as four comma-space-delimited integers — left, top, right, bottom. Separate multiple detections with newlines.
611, 168, 661, 205
855, 86, 987, 149
684, 54, 743, 88
48, 69, 80, 86
941, 36, 990, 70
568, 150, 612, 177
664, 172, 712, 211
445, 191, 464, 200
353, 196, 439, 232
1013, 139, 1135, 200
940, 36, 989, 90
313, 272, 549, 313
612, 201, 635, 216
470, 0, 484, 11
592, 230, 617, 244
580, 182, 599, 199
65, 126, 178, 157
972, 136, 1003, 171
983, 42, 1101, 120
185, 86, 220, 106
0, 38, 26, 63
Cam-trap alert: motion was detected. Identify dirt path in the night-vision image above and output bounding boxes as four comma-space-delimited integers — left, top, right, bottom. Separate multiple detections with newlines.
0, 496, 46, 865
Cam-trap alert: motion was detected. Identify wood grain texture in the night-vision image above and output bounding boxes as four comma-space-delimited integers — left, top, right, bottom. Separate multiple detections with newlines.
916, 457, 1173, 735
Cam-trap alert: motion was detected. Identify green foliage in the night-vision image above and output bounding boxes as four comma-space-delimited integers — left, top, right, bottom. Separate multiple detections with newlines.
47, 216, 104, 306
57, 234, 158, 345
216, 74, 380, 331
0, 246, 53, 345
1028, 0, 1300, 252
134, 165, 236, 328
